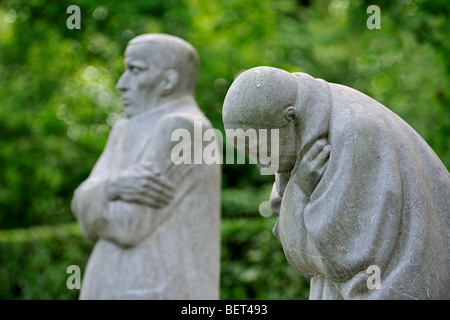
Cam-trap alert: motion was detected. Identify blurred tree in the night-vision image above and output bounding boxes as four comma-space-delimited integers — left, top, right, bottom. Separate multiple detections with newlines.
0, 0, 448, 228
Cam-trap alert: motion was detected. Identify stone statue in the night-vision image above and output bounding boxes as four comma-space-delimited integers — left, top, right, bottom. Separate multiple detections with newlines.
222, 66, 450, 299
71, 34, 221, 299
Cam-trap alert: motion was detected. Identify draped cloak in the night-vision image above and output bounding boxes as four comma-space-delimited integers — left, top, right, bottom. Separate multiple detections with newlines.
274, 73, 450, 299
71, 96, 221, 299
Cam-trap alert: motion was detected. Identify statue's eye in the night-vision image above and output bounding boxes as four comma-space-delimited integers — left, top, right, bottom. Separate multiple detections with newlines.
128, 66, 143, 75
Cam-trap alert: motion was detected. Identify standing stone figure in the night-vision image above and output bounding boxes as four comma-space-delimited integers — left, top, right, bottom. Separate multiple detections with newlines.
71, 34, 221, 299
223, 66, 450, 299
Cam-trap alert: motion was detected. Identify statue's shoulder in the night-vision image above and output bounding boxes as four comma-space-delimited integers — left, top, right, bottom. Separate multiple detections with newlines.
327, 83, 395, 142
160, 104, 212, 131
111, 117, 127, 130
105, 117, 127, 142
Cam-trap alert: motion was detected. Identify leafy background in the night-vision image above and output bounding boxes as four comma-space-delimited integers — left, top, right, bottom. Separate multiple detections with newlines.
0, 0, 448, 299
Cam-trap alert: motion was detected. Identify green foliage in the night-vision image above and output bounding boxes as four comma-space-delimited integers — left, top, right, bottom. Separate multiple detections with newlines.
0, 0, 447, 228
221, 217, 310, 299
222, 183, 273, 218
0, 0, 448, 300
0, 223, 93, 299
0, 219, 309, 300
0, 0, 448, 228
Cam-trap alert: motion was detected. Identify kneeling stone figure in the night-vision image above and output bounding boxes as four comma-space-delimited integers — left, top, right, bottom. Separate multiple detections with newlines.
223, 66, 450, 300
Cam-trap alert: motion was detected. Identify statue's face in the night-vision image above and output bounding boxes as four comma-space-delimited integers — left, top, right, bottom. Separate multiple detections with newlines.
116, 42, 166, 118
257, 123, 297, 174
225, 120, 298, 174
223, 67, 300, 174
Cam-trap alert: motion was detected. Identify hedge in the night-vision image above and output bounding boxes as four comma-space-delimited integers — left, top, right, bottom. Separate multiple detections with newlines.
0, 218, 310, 300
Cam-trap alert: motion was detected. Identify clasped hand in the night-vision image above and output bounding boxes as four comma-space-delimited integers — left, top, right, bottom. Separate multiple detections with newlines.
294, 138, 330, 197
107, 162, 175, 208
270, 138, 330, 218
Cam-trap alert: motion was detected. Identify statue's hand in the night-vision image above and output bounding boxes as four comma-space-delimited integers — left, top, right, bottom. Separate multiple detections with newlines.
107, 162, 175, 208
269, 172, 290, 217
295, 138, 330, 197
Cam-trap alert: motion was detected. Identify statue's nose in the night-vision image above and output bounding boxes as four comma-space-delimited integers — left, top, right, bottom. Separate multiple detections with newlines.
116, 71, 129, 92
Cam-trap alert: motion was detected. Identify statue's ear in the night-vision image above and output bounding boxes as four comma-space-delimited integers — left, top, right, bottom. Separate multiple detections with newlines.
284, 106, 296, 123
162, 69, 180, 94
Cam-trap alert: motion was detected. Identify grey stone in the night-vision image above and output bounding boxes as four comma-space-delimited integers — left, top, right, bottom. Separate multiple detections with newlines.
223, 66, 450, 299
71, 34, 221, 299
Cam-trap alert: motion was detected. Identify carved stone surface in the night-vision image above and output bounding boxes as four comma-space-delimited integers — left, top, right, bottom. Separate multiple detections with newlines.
223, 66, 450, 299
71, 34, 221, 299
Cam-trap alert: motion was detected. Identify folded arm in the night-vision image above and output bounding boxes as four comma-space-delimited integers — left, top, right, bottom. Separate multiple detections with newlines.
72, 115, 199, 248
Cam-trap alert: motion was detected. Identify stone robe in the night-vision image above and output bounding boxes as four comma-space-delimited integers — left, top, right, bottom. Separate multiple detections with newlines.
273, 73, 450, 299
71, 95, 221, 299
